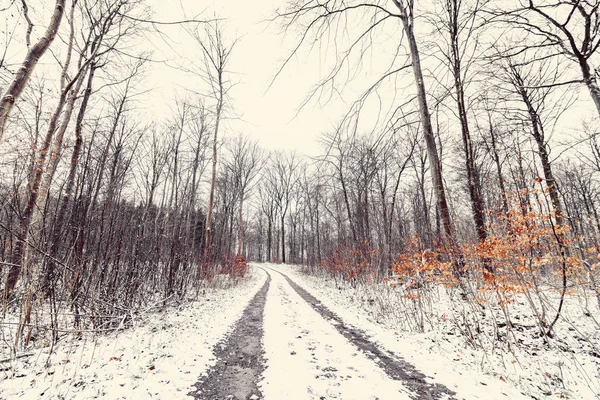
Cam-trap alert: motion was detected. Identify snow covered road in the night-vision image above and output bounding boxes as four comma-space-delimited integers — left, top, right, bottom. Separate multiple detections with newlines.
190, 273, 270, 399
193, 265, 456, 400
267, 266, 457, 400
261, 265, 429, 400
2, 264, 525, 399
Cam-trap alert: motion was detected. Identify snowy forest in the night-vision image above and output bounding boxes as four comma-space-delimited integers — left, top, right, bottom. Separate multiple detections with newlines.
1, 1, 600, 399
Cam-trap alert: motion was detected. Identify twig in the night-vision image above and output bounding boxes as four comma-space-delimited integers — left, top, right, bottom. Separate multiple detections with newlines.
0, 352, 34, 364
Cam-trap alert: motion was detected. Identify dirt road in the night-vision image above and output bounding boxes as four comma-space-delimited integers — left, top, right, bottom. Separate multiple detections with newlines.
191, 265, 456, 400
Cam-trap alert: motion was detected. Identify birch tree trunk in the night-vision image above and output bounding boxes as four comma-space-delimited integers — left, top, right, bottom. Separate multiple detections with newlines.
0, 0, 66, 141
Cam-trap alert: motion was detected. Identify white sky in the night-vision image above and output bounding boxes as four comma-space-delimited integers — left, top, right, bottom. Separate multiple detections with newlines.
1, 0, 595, 161
143, 0, 343, 157
141, 0, 594, 161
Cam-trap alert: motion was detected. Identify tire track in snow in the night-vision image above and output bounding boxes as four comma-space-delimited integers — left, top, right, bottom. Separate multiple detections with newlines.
264, 265, 457, 400
260, 265, 412, 399
189, 269, 271, 400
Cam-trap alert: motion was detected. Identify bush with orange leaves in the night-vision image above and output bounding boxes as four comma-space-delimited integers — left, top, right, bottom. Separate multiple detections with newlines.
390, 188, 600, 339
394, 199, 570, 289
221, 254, 248, 279
391, 237, 457, 289
468, 208, 568, 288
318, 243, 379, 284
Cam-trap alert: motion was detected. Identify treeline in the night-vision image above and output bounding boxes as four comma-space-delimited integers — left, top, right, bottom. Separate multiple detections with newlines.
0, 0, 249, 349
248, 0, 600, 338
2, 0, 600, 349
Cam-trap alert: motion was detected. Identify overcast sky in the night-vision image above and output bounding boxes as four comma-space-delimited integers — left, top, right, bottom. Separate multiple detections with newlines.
142, 0, 344, 157
1, 0, 593, 160
144, 0, 594, 158
0, 0, 403, 159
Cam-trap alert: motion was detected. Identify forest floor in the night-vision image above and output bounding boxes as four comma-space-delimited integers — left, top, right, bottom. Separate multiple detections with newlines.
1, 263, 598, 399
0, 271, 266, 399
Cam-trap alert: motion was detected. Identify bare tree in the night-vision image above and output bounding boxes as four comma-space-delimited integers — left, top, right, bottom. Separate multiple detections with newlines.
225, 135, 263, 256
0, 0, 67, 141
275, 1, 457, 247
190, 21, 235, 259
492, 49, 577, 336
258, 178, 277, 262
266, 151, 300, 264
435, 0, 489, 245
5, 0, 141, 295
374, 132, 415, 275
498, 0, 600, 117
391, 0, 457, 245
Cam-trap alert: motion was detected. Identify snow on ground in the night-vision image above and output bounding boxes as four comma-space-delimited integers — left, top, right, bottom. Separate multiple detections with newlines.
3, 262, 596, 400
0, 268, 267, 399
260, 267, 413, 399
263, 263, 600, 400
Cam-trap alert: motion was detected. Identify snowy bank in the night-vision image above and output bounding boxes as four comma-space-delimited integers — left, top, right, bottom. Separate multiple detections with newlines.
0, 268, 267, 399
264, 263, 600, 399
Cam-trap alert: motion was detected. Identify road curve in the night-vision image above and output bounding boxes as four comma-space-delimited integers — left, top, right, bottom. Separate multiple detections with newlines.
189, 271, 270, 400
263, 265, 457, 400
190, 265, 457, 400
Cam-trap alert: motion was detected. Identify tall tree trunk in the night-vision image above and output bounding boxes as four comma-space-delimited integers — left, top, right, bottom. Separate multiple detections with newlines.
281, 214, 286, 263
237, 193, 244, 255
5, 72, 81, 294
315, 198, 321, 264
513, 70, 565, 224
0, 0, 66, 140
31, 72, 86, 237
339, 159, 357, 243
393, 1, 455, 244
204, 95, 222, 259
578, 53, 600, 118
487, 118, 509, 218
267, 217, 272, 262
447, 0, 487, 243
44, 64, 96, 291
511, 63, 569, 336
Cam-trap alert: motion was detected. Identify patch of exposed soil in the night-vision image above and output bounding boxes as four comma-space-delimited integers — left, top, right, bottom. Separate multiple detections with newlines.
189, 272, 271, 400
